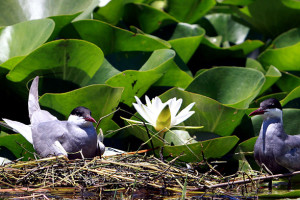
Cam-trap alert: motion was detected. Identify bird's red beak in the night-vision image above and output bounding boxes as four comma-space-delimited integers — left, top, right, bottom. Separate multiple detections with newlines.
249, 108, 265, 116
85, 116, 97, 123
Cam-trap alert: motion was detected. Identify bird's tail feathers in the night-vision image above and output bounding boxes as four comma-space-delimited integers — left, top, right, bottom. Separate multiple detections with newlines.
28, 76, 41, 120
2, 118, 33, 144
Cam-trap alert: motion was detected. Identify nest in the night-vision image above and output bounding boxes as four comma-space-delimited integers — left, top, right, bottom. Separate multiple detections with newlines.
0, 150, 292, 199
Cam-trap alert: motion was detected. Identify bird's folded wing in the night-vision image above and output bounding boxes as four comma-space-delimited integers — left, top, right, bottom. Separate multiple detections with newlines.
32, 121, 68, 157
275, 135, 300, 172
2, 118, 33, 144
30, 110, 58, 125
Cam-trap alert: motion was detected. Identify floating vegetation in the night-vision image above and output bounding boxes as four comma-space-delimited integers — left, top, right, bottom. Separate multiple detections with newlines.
1, 151, 298, 199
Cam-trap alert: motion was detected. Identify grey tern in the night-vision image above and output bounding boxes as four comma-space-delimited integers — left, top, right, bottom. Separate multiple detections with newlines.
2, 76, 105, 159
249, 98, 300, 174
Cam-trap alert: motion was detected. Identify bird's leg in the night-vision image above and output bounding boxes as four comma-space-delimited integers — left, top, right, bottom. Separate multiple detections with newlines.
261, 163, 273, 191
79, 149, 85, 160
261, 163, 273, 175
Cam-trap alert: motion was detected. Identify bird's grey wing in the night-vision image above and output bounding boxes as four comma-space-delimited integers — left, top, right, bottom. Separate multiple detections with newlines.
32, 121, 67, 157
30, 110, 58, 125
2, 118, 33, 144
28, 76, 41, 120
275, 135, 300, 172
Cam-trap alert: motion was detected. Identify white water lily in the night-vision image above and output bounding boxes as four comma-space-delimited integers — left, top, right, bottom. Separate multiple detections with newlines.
132, 96, 196, 132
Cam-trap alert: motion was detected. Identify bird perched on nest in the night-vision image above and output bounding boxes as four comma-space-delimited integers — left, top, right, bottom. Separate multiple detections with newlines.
249, 98, 300, 174
2, 76, 105, 159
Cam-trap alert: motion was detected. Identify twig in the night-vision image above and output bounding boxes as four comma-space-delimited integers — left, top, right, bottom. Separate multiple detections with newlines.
208, 170, 300, 189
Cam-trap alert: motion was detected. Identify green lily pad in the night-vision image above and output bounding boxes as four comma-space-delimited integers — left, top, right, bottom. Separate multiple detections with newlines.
0, 0, 96, 26
93, 0, 124, 25
163, 136, 239, 162
0, 19, 54, 64
165, 0, 215, 23
160, 88, 246, 137
140, 49, 193, 88
186, 67, 265, 109
276, 71, 300, 92
123, 3, 178, 33
61, 19, 171, 55
106, 70, 163, 105
205, 13, 250, 46
7, 39, 104, 87
0, 133, 34, 160
89, 49, 193, 92
259, 43, 300, 71
236, 0, 300, 38
246, 59, 282, 95
39, 84, 123, 134
272, 27, 300, 48
168, 23, 205, 63
281, 86, 300, 108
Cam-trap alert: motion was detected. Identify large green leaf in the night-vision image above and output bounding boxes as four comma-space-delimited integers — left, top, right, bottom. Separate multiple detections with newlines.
106, 70, 162, 105
39, 84, 123, 134
89, 49, 193, 89
259, 43, 300, 71
186, 67, 265, 109
123, 3, 178, 33
276, 71, 300, 92
205, 13, 250, 46
272, 27, 300, 48
7, 39, 104, 87
0, 19, 54, 64
258, 28, 300, 71
168, 23, 205, 63
0, 133, 34, 160
165, 0, 215, 24
236, 0, 300, 38
281, 86, 300, 108
0, 0, 99, 39
140, 49, 193, 88
163, 136, 239, 162
0, 0, 96, 26
93, 0, 124, 25
61, 19, 171, 55
246, 59, 281, 95
160, 88, 246, 136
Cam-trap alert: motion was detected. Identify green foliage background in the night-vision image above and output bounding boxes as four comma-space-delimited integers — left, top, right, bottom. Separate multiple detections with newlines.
1, 0, 300, 172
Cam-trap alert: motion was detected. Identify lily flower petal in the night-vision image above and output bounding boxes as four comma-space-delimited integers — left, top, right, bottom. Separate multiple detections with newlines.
172, 102, 195, 126
133, 102, 152, 125
133, 96, 196, 132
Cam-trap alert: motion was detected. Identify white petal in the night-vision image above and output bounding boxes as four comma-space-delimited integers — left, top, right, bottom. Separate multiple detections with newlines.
134, 96, 143, 105
169, 98, 182, 120
133, 103, 153, 125
145, 95, 152, 109
172, 102, 195, 126
152, 97, 164, 119
173, 111, 195, 126
141, 104, 156, 125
